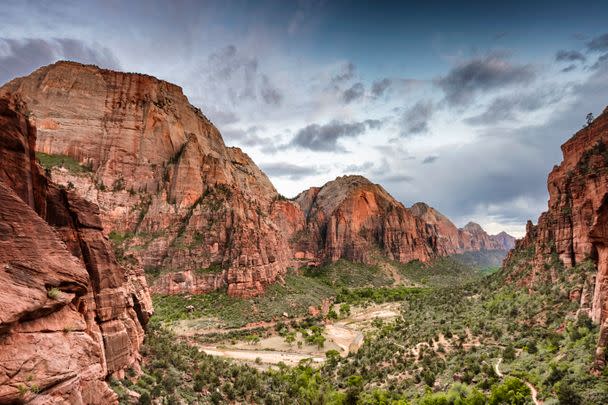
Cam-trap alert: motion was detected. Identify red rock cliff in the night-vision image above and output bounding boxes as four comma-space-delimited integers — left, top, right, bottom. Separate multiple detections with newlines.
409, 202, 515, 254
273, 175, 438, 264
504, 106, 608, 369
0, 96, 153, 404
0, 61, 289, 298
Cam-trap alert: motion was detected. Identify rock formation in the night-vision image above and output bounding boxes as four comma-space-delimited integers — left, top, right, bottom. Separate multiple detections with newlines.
504, 106, 608, 369
409, 202, 515, 254
0, 62, 514, 298
0, 96, 152, 404
274, 176, 438, 264
1, 61, 289, 298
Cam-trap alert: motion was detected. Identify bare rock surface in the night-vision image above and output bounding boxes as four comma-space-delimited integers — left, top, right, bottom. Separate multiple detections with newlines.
0, 96, 152, 404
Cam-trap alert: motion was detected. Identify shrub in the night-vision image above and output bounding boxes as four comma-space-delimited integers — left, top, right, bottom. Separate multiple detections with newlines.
47, 288, 61, 299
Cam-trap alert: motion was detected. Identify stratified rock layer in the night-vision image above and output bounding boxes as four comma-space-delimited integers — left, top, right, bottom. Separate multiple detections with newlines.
1, 61, 289, 298
1, 62, 514, 298
0, 96, 152, 404
504, 106, 608, 369
410, 202, 515, 253
274, 176, 438, 264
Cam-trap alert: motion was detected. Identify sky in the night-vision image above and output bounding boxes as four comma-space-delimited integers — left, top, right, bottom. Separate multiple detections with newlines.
2, 1, 608, 237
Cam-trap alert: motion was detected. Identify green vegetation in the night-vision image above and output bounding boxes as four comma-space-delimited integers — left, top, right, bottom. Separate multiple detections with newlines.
153, 273, 334, 328
47, 287, 61, 299
303, 259, 393, 288
397, 256, 488, 287
335, 286, 427, 305
120, 250, 608, 404
36, 152, 92, 173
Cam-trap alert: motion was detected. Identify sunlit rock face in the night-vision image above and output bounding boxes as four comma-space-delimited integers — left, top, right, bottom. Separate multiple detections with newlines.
504, 106, 608, 369
0, 95, 152, 404
1, 62, 514, 299
1, 61, 290, 298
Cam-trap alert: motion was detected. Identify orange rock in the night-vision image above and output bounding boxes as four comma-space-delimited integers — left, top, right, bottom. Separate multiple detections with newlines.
505, 105, 608, 369
0, 96, 151, 403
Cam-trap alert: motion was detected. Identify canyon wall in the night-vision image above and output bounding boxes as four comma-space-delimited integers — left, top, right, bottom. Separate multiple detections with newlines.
0, 61, 290, 298
504, 106, 608, 369
1, 62, 514, 298
410, 202, 515, 254
0, 96, 152, 404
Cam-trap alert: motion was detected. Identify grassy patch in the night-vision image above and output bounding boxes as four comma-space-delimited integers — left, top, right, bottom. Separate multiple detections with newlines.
303, 259, 393, 288
36, 152, 91, 173
153, 273, 335, 328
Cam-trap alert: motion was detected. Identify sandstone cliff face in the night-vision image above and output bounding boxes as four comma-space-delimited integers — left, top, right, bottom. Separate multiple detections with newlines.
409, 202, 515, 254
504, 106, 608, 369
0, 61, 289, 298
0, 96, 152, 404
273, 176, 438, 264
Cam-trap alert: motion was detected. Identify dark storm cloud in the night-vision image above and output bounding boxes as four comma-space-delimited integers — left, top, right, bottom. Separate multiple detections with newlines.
0, 37, 120, 85
436, 54, 536, 106
342, 82, 364, 103
422, 156, 438, 164
391, 60, 608, 229
555, 50, 586, 63
288, 119, 380, 152
587, 33, 608, 52
465, 88, 563, 126
371, 78, 392, 97
401, 101, 434, 135
260, 162, 320, 180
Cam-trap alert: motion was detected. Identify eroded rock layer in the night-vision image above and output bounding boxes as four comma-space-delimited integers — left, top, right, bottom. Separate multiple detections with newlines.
273, 176, 438, 264
1, 62, 514, 298
0, 96, 152, 404
0, 61, 289, 298
409, 202, 515, 254
504, 106, 608, 369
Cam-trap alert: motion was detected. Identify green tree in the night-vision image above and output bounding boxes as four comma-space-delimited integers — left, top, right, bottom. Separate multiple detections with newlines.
488, 377, 530, 405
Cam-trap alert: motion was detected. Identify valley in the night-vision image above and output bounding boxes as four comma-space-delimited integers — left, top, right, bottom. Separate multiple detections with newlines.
0, 59, 607, 405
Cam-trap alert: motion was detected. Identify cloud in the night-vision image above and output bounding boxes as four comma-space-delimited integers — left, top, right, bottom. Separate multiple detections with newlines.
422, 155, 438, 164
344, 161, 374, 172
342, 82, 364, 103
330, 62, 355, 85
587, 33, 608, 52
288, 119, 380, 152
380, 174, 414, 183
0, 37, 120, 85
591, 53, 608, 70
260, 74, 283, 105
555, 50, 586, 63
192, 45, 283, 110
561, 64, 577, 73
401, 100, 434, 135
465, 88, 564, 125
260, 162, 320, 180
371, 78, 392, 97
436, 53, 535, 106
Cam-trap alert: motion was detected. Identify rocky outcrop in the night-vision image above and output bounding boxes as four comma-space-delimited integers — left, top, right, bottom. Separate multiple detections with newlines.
0, 96, 152, 404
409, 202, 515, 254
0, 61, 289, 298
273, 176, 438, 264
504, 106, 608, 369
0, 62, 514, 298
